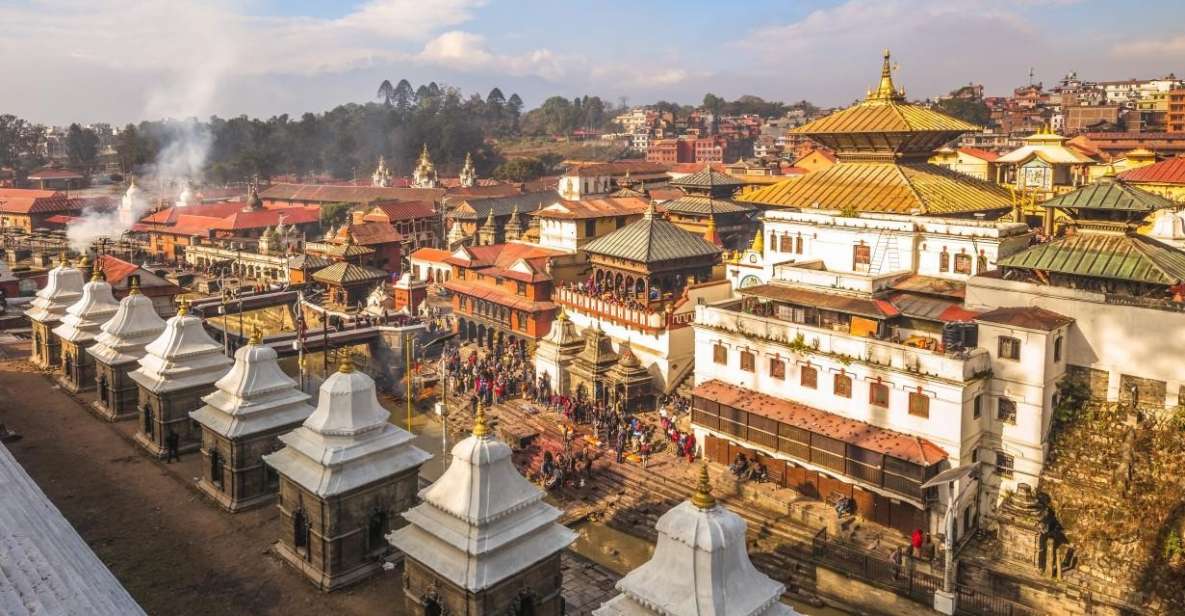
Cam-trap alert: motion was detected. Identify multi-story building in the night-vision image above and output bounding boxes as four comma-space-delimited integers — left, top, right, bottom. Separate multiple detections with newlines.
556, 162, 668, 200
1167, 87, 1185, 133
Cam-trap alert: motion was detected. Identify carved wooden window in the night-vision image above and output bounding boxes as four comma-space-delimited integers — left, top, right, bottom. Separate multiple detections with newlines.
869, 381, 890, 407
908, 390, 930, 418
834, 373, 852, 398
998, 336, 1021, 361
740, 350, 755, 372
713, 344, 727, 365
769, 358, 785, 380
800, 364, 817, 389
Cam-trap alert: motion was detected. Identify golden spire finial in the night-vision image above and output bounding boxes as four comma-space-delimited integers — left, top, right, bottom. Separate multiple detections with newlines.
338, 351, 355, 373
472, 400, 490, 438
751, 227, 764, 253
556, 306, 568, 321
176, 297, 190, 317
78, 254, 90, 269
90, 257, 104, 282
248, 324, 263, 345
868, 49, 902, 103
128, 275, 142, 295
691, 462, 716, 510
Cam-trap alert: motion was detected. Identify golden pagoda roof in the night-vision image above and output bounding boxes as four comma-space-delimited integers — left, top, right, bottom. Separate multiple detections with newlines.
793, 50, 980, 138
737, 161, 1012, 215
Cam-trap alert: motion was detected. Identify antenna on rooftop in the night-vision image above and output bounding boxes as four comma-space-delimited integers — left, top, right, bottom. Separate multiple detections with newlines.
1029, 67, 1036, 86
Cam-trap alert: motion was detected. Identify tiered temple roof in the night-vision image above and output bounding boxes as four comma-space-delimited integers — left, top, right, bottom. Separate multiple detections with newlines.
263, 357, 430, 497
389, 405, 576, 591
52, 265, 120, 344
739, 51, 1011, 216
1041, 175, 1175, 216
129, 302, 233, 394
190, 329, 314, 439
87, 281, 166, 366
584, 202, 722, 264
594, 465, 797, 616
24, 257, 83, 323
998, 225, 1185, 287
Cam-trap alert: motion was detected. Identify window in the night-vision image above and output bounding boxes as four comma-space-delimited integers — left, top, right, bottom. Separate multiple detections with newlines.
616, 216, 627, 229
780, 234, 793, 252
939, 249, 950, 272
973, 394, 982, 419
853, 243, 871, 268
795, 235, 804, 254
457, 269, 466, 280
954, 253, 972, 274
585, 220, 597, 236
713, 344, 727, 365
834, 373, 852, 398
998, 398, 1017, 424
1053, 336, 1063, 362
770, 358, 785, 380
998, 336, 1021, 360
516, 281, 527, 296
870, 381, 890, 407
996, 451, 1015, 479
908, 390, 930, 418
740, 350, 755, 372
769, 232, 777, 251
800, 364, 817, 388
977, 251, 988, 272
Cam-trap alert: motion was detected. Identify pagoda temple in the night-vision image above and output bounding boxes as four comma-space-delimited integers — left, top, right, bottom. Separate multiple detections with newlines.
740, 50, 1012, 219
263, 354, 430, 591
190, 327, 315, 512
53, 259, 120, 393
129, 300, 234, 458
389, 403, 576, 616
582, 200, 723, 303
87, 276, 167, 421
665, 164, 756, 250
534, 308, 584, 399
594, 465, 799, 616
25, 254, 83, 369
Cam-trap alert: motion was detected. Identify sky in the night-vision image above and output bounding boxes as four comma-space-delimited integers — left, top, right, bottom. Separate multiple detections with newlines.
4, 0, 1185, 126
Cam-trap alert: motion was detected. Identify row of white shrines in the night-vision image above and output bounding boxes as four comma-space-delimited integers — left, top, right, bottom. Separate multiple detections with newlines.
23, 256, 800, 616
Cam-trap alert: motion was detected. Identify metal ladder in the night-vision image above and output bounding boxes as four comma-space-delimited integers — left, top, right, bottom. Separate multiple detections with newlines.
869, 228, 900, 275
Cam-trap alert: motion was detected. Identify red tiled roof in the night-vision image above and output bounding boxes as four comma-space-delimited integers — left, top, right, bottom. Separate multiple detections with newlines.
442, 280, 556, 313
345, 221, 402, 245
0, 189, 77, 214
975, 306, 1073, 331
669, 162, 727, 174
27, 168, 83, 179
565, 161, 670, 178
135, 202, 318, 236
260, 183, 445, 204
534, 197, 650, 219
1118, 155, 1185, 185
364, 200, 436, 221
693, 380, 948, 466
443, 184, 524, 199
44, 214, 78, 225
445, 243, 566, 270
957, 147, 1000, 162
408, 248, 453, 263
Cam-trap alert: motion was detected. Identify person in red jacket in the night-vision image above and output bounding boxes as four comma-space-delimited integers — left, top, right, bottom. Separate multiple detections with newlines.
911, 528, 924, 559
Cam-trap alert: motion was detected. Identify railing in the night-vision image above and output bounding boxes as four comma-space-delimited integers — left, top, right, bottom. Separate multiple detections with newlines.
556, 288, 669, 331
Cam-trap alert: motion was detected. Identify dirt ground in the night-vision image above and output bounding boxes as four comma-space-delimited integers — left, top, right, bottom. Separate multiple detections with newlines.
0, 351, 614, 616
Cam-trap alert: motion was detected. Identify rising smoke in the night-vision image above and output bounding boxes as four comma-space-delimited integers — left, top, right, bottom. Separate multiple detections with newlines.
66, 2, 238, 252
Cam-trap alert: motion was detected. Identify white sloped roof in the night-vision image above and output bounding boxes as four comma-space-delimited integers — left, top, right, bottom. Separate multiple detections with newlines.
52, 277, 120, 344
263, 363, 430, 498
190, 340, 314, 439
388, 418, 576, 592
87, 292, 166, 366
129, 310, 233, 394
25, 263, 84, 323
0, 443, 146, 616
594, 470, 797, 616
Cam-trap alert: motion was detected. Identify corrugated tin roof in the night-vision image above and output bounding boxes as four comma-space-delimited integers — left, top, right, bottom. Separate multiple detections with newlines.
1117, 154, 1185, 185
661, 196, 755, 216
737, 161, 1012, 215
975, 306, 1073, 331
668, 166, 744, 190
582, 204, 722, 264
739, 283, 899, 319
312, 261, 388, 285
998, 230, 1185, 285
793, 100, 980, 136
1041, 178, 1175, 213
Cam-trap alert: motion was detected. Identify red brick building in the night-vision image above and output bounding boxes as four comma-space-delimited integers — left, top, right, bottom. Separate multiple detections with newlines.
0, 189, 81, 232
443, 243, 566, 352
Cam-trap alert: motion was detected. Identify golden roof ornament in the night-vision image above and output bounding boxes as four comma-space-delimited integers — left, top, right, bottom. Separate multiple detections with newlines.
750, 227, 764, 253
91, 258, 104, 282
691, 462, 716, 510
78, 254, 91, 269
472, 401, 490, 438
867, 49, 904, 104
248, 324, 263, 345
338, 351, 355, 373
176, 297, 190, 317
128, 275, 142, 296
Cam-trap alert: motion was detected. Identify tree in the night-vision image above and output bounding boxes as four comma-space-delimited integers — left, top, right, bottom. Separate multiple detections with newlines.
934, 97, 992, 127
319, 202, 352, 228
702, 93, 725, 115
0, 114, 46, 182
507, 93, 524, 131
486, 87, 505, 109
493, 158, 545, 182
377, 80, 395, 106
65, 123, 100, 174
393, 79, 415, 113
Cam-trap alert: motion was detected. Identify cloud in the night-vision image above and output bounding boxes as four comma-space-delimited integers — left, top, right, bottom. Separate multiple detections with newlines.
417, 31, 568, 80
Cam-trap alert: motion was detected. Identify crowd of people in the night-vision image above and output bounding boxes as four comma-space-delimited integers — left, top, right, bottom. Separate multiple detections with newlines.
564, 277, 662, 313
440, 340, 536, 408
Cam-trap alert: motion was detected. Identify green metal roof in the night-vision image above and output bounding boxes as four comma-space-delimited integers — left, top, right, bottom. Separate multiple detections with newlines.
1041, 178, 1176, 213
669, 166, 744, 190
998, 229, 1185, 286
662, 196, 755, 216
583, 203, 722, 264
312, 261, 389, 286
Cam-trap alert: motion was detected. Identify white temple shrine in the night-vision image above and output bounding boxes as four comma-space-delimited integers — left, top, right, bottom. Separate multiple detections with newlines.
129, 300, 234, 458
87, 276, 167, 420
263, 354, 430, 590
190, 327, 314, 512
594, 465, 800, 616
53, 260, 120, 394
118, 179, 142, 227
25, 253, 84, 369
388, 403, 577, 616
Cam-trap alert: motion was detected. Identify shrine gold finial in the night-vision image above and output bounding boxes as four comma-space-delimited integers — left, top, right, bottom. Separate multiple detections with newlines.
90, 258, 104, 282
750, 227, 764, 253
338, 352, 355, 373
128, 276, 142, 295
248, 324, 263, 345
691, 462, 716, 510
868, 48, 903, 103
176, 297, 190, 317
473, 401, 490, 438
